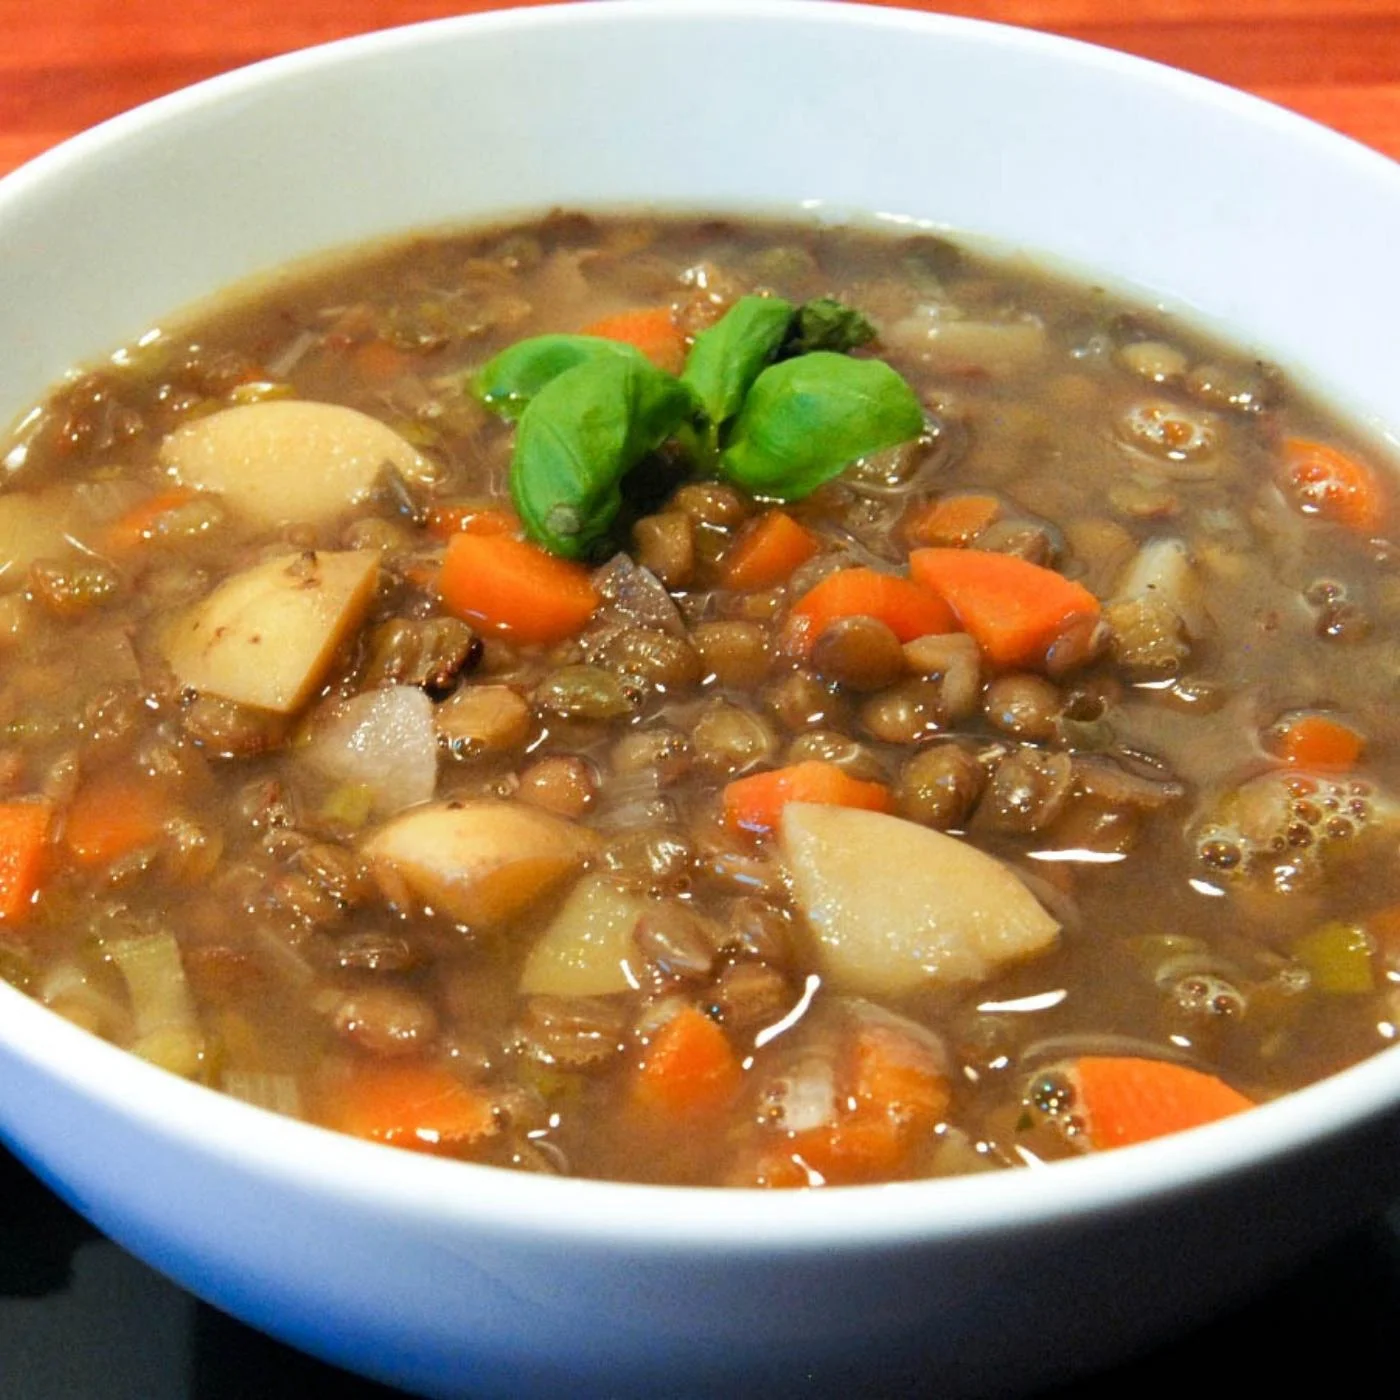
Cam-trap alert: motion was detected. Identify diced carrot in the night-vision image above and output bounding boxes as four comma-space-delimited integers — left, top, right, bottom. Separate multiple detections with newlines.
1271, 712, 1365, 771
425, 502, 519, 541
785, 1112, 912, 1185
785, 566, 955, 655
353, 339, 414, 382
631, 1005, 743, 1121
1280, 437, 1386, 535
332, 1061, 499, 1154
850, 1022, 951, 1133
1070, 1055, 1254, 1151
721, 510, 820, 591
908, 547, 1101, 670
100, 486, 199, 554
0, 800, 52, 923
902, 493, 1001, 548
581, 307, 688, 374
439, 531, 599, 646
64, 771, 173, 867
722, 759, 893, 835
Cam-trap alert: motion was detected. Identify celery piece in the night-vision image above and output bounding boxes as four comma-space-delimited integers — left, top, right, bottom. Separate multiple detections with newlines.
108, 932, 206, 1076
1293, 921, 1375, 994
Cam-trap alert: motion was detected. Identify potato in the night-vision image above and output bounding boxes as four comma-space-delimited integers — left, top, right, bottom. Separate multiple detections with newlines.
162, 549, 379, 713
363, 800, 600, 929
780, 803, 1059, 993
160, 400, 428, 526
519, 875, 649, 997
0, 489, 75, 591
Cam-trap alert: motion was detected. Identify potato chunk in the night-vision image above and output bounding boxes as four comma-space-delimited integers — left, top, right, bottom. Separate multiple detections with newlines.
780, 803, 1058, 993
160, 400, 428, 526
0, 490, 75, 591
162, 549, 379, 713
519, 875, 649, 997
363, 800, 600, 929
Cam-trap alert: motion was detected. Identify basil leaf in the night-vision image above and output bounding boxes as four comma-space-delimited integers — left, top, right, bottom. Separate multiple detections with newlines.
510, 354, 700, 559
718, 352, 924, 500
473, 334, 636, 421
785, 297, 876, 356
681, 295, 795, 438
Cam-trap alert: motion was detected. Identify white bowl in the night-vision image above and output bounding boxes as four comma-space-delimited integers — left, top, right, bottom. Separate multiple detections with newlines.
3, 4, 1400, 1396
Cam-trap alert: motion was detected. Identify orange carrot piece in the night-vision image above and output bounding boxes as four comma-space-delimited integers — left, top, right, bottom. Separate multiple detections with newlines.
581, 307, 688, 374
786, 1113, 912, 1185
785, 566, 955, 655
332, 1061, 499, 1154
909, 547, 1101, 670
902, 493, 1001, 548
1071, 1056, 1254, 1151
721, 510, 820, 591
425, 502, 519, 541
101, 487, 199, 554
64, 771, 172, 867
1280, 437, 1386, 535
439, 532, 599, 646
0, 801, 52, 923
850, 1023, 951, 1133
631, 1005, 743, 1121
353, 339, 415, 382
1271, 712, 1365, 771
722, 759, 893, 835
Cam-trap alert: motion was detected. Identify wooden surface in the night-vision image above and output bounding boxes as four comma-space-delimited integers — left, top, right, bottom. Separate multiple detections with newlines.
1, 0, 1398, 178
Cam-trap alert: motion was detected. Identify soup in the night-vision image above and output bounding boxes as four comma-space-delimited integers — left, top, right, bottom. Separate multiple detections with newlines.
1, 212, 1397, 1187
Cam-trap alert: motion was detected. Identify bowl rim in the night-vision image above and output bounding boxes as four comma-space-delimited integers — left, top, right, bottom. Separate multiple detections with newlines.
3, 0, 1400, 1254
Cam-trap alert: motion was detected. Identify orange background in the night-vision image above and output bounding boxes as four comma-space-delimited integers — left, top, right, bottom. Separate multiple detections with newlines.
2, 0, 1398, 176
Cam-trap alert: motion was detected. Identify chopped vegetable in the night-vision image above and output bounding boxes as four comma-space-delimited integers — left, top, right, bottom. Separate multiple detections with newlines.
439, 532, 598, 645
630, 1005, 743, 1121
0, 490, 76, 591
723, 760, 893, 835
519, 875, 651, 996
1271, 712, 1364, 771
424, 502, 518, 541
1280, 437, 1386, 534
331, 1061, 498, 1154
581, 307, 689, 374
780, 803, 1059, 993
1068, 1055, 1254, 1150
1293, 921, 1374, 993
161, 400, 429, 526
786, 566, 954, 654
902, 493, 1001, 548
909, 547, 1101, 670
108, 932, 204, 1078
362, 799, 600, 929
100, 486, 200, 554
64, 771, 172, 865
0, 800, 52, 923
162, 549, 380, 713
720, 509, 820, 591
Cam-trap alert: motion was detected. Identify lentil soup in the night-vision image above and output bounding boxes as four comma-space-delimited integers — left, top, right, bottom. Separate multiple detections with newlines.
2, 212, 1398, 1187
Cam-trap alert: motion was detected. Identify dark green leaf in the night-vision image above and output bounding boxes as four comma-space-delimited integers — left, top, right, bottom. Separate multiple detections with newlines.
473, 334, 636, 421
785, 297, 877, 356
680, 295, 795, 439
510, 354, 700, 559
718, 352, 924, 501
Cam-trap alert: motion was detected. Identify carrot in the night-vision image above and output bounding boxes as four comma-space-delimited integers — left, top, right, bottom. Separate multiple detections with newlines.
581, 307, 688, 374
785, 566, 955, 655
850, 1021, 951, 1133
631, 1005, 743, 1121
0, 800, 52, 923
722, 759, 893, 835
64, 771, 172, 866
425, 502, 519, 541
101, 486, 199, 554
439, 531, 599, 646
902, 493, 1001, 548
332, 1061, 499, 1154
908, 547, 1101, 670
721, 510, 820, 591
1070, 1056, 1254, 1150
1271, 712, 1364, 771
353, 339, 414, 383
1280, 437, 1386, 535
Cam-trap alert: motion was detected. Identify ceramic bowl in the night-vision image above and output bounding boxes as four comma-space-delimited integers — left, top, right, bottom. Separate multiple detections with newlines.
2, 4, 1399, 1396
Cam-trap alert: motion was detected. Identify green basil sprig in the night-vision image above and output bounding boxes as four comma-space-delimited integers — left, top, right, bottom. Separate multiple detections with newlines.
472, 296, 924, 558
